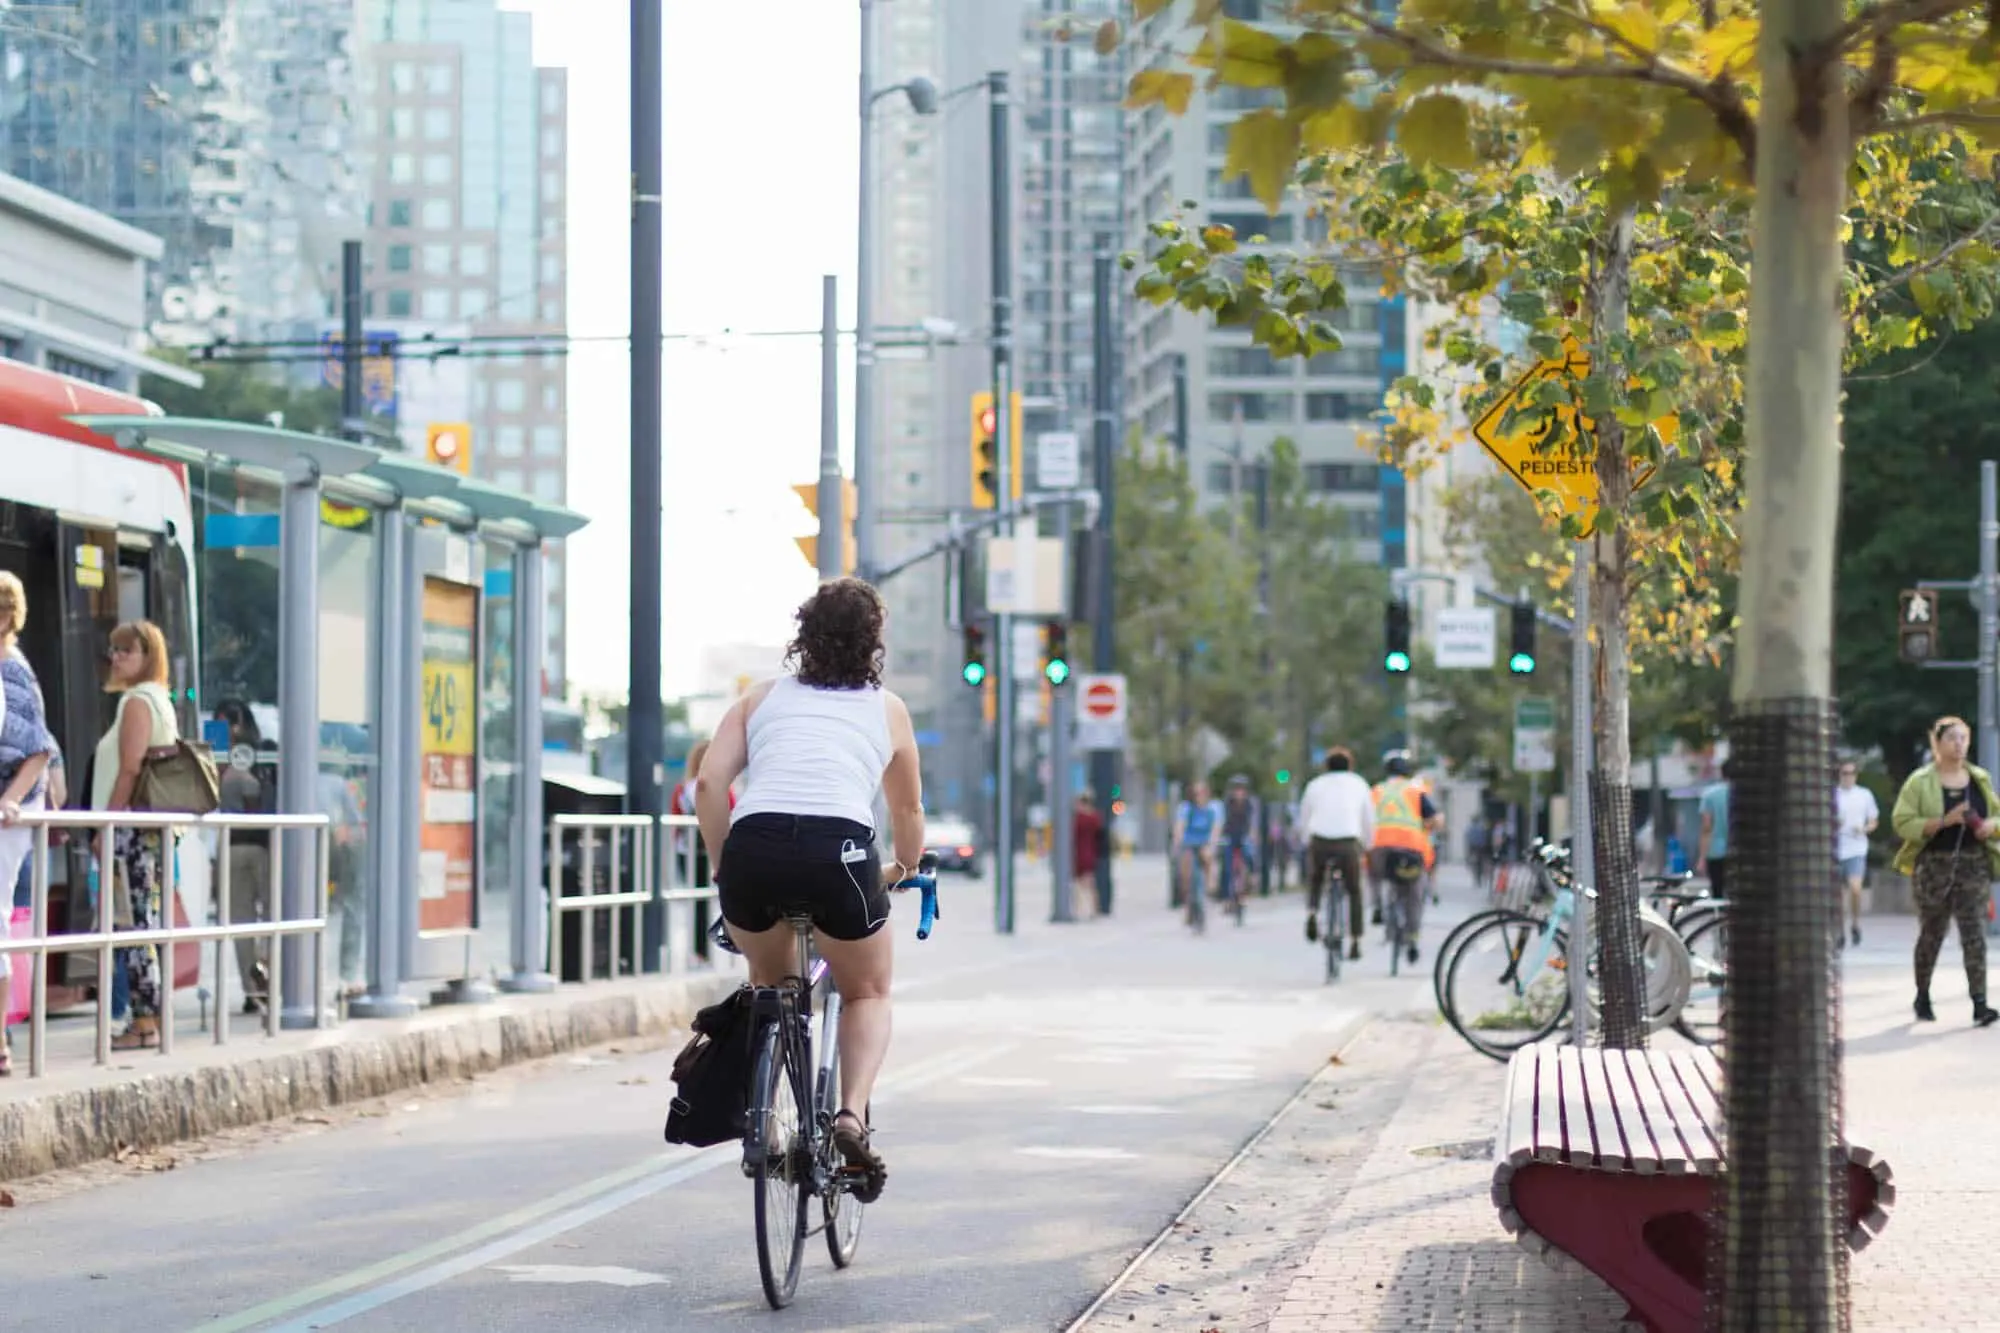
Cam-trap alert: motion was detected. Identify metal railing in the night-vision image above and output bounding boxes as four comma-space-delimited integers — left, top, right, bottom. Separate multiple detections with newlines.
0, 810, 332, 1078
547, 814, 654, 984
545, 813, 721, 983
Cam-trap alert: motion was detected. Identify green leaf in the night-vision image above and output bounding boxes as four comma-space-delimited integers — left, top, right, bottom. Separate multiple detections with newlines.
1396, 95, 1477, 171
1223, 111, 1301, 214
1216, 20, 1289, 88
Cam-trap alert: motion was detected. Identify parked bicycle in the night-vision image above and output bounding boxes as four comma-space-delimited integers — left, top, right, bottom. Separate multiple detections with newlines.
1435, 843, 1705, 1060
719, 853, 940, 1309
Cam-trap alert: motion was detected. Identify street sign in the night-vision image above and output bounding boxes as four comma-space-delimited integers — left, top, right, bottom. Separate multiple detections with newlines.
982, 535, 1068, 615
1514, 696, 1556, 774
1472, 335, 1673, 523
1900, 588, 1941, 662
1434, 607, 1497, 669
1036, 431, 1081, 490
1074, 673, 1127, 751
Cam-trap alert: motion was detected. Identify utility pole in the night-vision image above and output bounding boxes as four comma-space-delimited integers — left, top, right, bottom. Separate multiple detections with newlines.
629, 0, 667, 971
987, 69, 1018, 935
1171, 353, 1189, 458
854, 0, 879, 579
816, 274, 843, 578
1089, 253, 1118, 915
1981, 461, 1998, 777
1050, 527, 1075, 923
340, 240, 363, 442
1568, 542, 1593, 1047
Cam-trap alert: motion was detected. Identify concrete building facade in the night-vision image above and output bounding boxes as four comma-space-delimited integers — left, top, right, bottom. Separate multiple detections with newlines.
0, 169, 200, 391
354, 0, 570, 689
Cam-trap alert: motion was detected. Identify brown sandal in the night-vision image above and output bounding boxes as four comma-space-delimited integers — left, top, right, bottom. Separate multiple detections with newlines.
831, 1110, 886, 1203
111, 1018, 159, 1051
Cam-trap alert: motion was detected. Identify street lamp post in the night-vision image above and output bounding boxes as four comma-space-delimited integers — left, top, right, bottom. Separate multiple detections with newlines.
854, 0, 936, 581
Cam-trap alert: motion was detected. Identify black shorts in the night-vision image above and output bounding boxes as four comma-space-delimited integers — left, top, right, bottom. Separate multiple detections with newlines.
716, 813, 889, 942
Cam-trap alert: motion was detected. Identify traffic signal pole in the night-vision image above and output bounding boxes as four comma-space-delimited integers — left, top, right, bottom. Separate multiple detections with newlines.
1912, 461, 2000, 777
988, 69, 1018, 936
816, 274, 844, 579
1089, 252, 1118, 915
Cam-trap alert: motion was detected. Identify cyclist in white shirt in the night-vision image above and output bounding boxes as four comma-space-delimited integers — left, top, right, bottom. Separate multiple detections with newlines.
1835, 759, 1880, 948
1296, 747, 1374, 958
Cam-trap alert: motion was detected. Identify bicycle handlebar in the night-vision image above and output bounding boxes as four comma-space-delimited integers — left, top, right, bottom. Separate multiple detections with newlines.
892, 851, 942, 940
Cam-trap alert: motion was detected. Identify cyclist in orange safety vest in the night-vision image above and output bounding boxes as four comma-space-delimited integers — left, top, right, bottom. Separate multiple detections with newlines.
1369, 753, 1444, 966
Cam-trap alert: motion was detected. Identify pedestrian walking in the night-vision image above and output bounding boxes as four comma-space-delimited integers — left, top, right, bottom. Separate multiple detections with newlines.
93, 619, 179, 1051
1071, 793, 1103, 921
0, 572, 59, 1075
1696, 759, 1733, 895
1836, 758, 1880, 948
1891, 716, 2000, 1027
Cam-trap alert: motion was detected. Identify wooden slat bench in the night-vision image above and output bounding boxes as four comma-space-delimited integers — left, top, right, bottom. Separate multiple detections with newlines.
1491, 1043, 1893, 1333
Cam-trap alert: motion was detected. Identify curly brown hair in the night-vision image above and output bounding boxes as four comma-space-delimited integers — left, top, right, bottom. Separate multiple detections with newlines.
785, 578, 885, 689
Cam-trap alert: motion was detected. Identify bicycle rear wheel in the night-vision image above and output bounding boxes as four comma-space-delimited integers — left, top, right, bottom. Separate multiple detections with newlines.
751, 1021, 809, 1309
1324, 882, 1343, 983
1672, 910, 1727, 1046
1433, 908, 1517, 1016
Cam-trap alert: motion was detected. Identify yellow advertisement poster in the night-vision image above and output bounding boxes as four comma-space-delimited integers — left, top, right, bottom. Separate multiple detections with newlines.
419, 577, 478, 934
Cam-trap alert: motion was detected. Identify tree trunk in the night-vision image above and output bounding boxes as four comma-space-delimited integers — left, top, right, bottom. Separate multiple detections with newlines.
1589, 207, 1650, 1051
1712, 1, 1851, 1328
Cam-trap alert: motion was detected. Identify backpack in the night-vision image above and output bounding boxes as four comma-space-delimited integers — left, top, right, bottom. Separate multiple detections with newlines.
663, 985, 757, 1147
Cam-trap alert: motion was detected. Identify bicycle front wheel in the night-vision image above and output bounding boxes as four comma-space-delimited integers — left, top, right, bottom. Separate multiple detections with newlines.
1673, 909, 1728, 1046
1433, 908, 1517, 1016
751, 1022, 809, 1309
1442, 909, 1570, 1061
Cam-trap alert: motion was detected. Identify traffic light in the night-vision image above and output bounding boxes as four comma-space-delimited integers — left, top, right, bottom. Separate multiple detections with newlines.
961, 624, 987, 686
1384, 599, 1412, 673
1042, 621, 1070, 686
791, 478, 858, 577
1509, 602, 1538, 674
1275, 768, 1291, 786
968, 390, 1024, 509
426, 421, 472, 475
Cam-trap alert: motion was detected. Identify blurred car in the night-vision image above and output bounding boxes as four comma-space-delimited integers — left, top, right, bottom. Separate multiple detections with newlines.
925, 815, 981, 876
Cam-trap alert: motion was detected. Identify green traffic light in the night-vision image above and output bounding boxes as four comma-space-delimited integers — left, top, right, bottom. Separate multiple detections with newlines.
1044, 658, 1070, 686
1509, 652, 1536, 674
1385, 651, 1412, 673
962, 661, 987, 686
1275, 769, 1291, 785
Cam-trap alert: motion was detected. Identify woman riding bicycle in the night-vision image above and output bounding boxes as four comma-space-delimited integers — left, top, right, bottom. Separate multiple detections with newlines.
696, 578, 926, 1201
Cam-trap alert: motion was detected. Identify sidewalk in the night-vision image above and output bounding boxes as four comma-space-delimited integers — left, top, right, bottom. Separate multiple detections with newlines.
1085, 909, 2000, 1332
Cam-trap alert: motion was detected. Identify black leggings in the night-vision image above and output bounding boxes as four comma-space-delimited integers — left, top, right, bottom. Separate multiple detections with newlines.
717, 813, 889, 942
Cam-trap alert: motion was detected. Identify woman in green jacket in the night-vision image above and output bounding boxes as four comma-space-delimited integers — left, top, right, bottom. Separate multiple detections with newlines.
1891, 715, 2000, 1026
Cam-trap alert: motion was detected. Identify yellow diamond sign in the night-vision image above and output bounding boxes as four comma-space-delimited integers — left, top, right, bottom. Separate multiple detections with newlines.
1472, 336, 1673, 524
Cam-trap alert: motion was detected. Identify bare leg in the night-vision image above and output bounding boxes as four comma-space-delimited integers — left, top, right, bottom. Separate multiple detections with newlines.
814, 927, 894, 1117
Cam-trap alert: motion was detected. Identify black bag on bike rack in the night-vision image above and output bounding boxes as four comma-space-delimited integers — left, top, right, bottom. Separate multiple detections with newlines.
664, 985, 756, 1147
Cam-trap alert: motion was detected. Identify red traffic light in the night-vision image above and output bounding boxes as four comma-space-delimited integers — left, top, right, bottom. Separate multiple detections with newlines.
977, 405, 997, 435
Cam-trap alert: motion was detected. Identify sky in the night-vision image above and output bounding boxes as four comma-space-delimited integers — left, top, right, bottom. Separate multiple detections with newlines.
509, 0, 858, 699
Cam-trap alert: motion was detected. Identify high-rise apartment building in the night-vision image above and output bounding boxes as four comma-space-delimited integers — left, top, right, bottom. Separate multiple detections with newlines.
0, 0, 362, 344
1123, 0, 1401, 563
354, 0, 570, 689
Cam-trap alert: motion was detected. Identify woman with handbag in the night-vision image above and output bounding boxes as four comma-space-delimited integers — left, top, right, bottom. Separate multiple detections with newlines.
0, 572, 59, 1075
94, 619, 181, 1051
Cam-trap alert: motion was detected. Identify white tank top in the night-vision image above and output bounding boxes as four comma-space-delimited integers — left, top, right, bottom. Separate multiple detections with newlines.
731, 676, 893, 830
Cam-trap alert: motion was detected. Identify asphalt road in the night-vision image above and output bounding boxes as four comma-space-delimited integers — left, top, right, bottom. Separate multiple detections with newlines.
0, 860, 1444, 1333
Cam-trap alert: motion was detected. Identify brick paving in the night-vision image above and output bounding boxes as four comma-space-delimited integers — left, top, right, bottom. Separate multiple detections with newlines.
1084, 906, 2000, 1333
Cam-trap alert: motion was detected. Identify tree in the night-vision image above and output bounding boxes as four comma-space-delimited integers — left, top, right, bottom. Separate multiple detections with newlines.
1112, 437, 1258, 785
1835, 319, 2000, 778
141, 355, 345, 434
1111, 1, 2000, 1321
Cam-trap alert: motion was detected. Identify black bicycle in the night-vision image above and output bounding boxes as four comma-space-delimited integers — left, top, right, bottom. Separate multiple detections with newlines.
1319, 857, 1349, 983
729, 852, 939, 1310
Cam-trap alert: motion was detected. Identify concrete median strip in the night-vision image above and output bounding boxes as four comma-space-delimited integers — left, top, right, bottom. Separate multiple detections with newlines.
0, 975, 740, 1183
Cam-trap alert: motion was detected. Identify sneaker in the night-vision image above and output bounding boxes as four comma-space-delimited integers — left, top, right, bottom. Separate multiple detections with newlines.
1371, 907, 1383, 926
1305, 913, 1319, 944
1977, 1004, 1999, 1028
1405, 943, 1420, 966
1347, 940, 1361, 961
1916, 995, 1937, 1022
1851, 926, 1862, 947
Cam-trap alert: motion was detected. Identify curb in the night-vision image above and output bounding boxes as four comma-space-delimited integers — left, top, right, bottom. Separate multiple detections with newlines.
0, 975, 737, 1182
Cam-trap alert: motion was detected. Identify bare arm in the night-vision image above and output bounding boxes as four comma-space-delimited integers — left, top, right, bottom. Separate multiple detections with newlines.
695, 688, 764, 872
880, 692, 924, 881
47, 757, 66, 809
106, 698, 151, 811
0, 752, 49, 812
